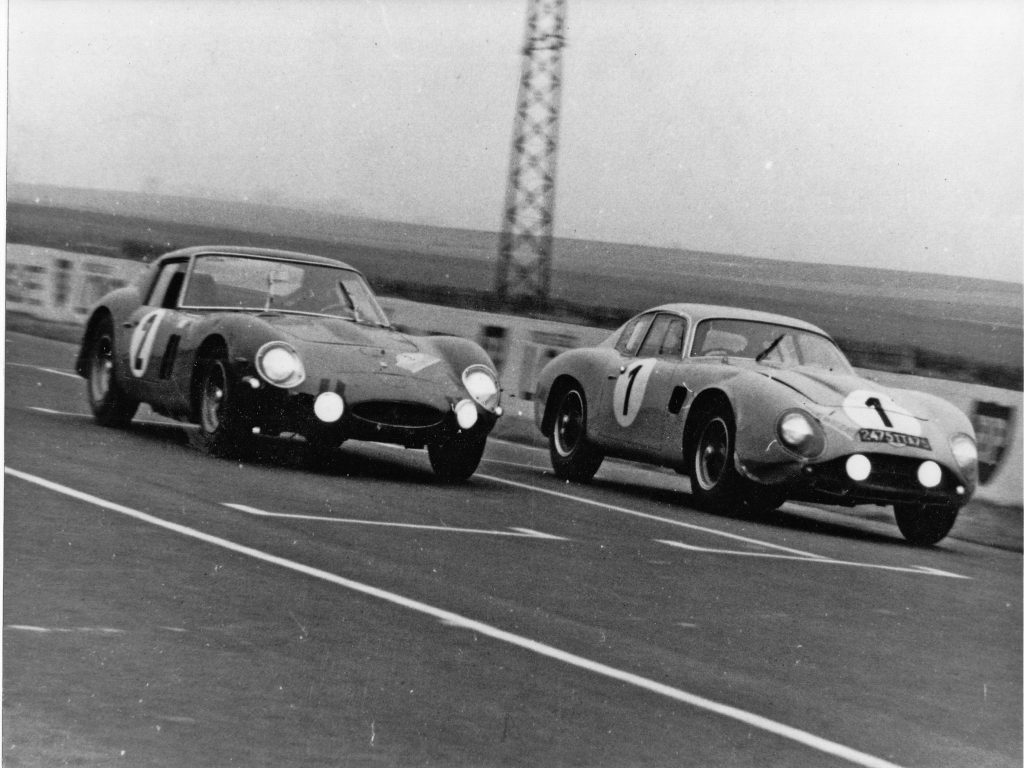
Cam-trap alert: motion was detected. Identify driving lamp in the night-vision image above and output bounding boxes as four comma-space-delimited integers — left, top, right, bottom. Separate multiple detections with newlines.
455, 399, 479, 430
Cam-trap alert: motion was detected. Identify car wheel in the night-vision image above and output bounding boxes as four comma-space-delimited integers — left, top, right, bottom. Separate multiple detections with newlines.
428, 436, 487, 483
689, 407, 751, 511
86, 316, 139, 428
894, 503, 959, 546
549, 386, 604, 482
192, 352, 249, 458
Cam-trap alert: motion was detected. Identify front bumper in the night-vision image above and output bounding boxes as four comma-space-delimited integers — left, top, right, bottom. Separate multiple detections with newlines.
230, 372, 499, 448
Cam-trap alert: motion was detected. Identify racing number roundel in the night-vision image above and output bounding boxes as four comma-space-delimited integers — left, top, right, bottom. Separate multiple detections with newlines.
129, 309, 167, 378
612, 359, 657, 427
841, 389, 921, 436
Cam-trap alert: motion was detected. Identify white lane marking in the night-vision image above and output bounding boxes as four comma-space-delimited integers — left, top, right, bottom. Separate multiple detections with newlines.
477, 473, 827, 559
8, 362, 80, 380
27, 407, 196, 430
6, 465, 904, 768
223, 503, 567, 541
6, 624, 126, 634
482, 458, 546, 470
656, 541, 970, 580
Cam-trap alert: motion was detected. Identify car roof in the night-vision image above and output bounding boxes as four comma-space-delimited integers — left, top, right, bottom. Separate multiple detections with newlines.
644, 303, 830, 336
157, 245, 358, 272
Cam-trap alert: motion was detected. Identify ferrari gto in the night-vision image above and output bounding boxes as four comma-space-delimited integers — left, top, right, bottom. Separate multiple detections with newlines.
76, 246, 502, 481
534, 303, 979, 545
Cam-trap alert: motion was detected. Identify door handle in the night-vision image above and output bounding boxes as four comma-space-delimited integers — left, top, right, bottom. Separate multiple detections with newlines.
122, 322, 137, 329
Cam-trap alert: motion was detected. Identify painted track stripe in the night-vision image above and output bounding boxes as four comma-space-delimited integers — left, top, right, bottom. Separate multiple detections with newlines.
5, 465, 903, 768
223, 502, 567, 540
657, 540, 969, 579
477, 473, 828, 559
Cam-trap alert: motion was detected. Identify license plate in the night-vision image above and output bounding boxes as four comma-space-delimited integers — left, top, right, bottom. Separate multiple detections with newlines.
858, 429, 932, 450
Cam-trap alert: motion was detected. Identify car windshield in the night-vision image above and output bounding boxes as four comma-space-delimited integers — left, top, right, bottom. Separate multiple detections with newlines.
181, 254, 390, 326
691, 318, 852, 374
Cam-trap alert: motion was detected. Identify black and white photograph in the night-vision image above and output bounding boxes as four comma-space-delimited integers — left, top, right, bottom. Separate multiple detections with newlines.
4, 1, 1022, 765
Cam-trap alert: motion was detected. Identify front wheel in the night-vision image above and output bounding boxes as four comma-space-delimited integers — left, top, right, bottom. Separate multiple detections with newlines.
191, 353, 250, 458
548, 387, 604, 482
428, 436, 487, 482
894, 503, 959, 546
687, 407, 784, 513
86, 316, 139, 428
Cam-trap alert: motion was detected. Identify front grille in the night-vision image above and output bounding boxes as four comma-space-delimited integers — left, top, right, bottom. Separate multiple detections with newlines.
350, 401, 444, 429
802, 453, 957, 503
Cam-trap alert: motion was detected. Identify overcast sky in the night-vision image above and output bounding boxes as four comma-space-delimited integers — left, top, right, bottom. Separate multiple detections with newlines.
6, 0, 1022, 283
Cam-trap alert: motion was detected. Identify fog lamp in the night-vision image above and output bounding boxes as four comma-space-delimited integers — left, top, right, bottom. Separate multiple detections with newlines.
455, 399, 478, 430
314, 391, 344, 423
845, 454, 871, 481
917, 460, 942, 488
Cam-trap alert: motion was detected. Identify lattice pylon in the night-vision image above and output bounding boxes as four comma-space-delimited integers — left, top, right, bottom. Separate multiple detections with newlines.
495, 0, 566, 306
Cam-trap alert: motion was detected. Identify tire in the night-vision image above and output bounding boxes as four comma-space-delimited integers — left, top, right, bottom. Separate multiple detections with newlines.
85, 316, 139, 428
191, 352, 250, 458
894, 503, 959, 546
687, 406, 785, 513
548, 386, 604, 483
428, 436, 487, 483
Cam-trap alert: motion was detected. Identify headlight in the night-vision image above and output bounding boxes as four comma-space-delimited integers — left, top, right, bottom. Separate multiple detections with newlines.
256, 342, 305, 388
462, 365, 499, 410
949, 433, 978, 472
776, 409, 824, 457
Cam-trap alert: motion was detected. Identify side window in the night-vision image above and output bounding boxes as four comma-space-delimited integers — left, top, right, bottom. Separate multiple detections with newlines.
144, 261, 188, 308
636, 314, 676, 357
657, 317, 687, 357
615, 314, 656, 356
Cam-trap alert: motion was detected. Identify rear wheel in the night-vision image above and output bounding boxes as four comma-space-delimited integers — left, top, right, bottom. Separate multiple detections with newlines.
191, 352, 250, 458
428, 436, 487, 482
548, 386, 604, 482
86, 316, 139, 427
894, 503, 959, 546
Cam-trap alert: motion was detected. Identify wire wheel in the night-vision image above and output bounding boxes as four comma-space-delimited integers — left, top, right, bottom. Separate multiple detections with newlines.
200, 360, 229, 435
85, 316, 138, 428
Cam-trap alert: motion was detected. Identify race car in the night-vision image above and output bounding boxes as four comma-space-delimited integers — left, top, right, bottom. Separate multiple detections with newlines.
534, 303, 978, 545
76, 245, 501, 481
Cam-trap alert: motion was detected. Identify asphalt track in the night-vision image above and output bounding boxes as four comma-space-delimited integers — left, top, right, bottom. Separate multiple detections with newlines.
4, 332, 1022, 767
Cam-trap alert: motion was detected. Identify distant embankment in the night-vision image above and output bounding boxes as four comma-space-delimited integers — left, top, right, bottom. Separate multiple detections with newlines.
6, 185, 1022, 390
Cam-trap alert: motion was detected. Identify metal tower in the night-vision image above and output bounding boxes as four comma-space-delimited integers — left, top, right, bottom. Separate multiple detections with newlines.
494, 0, 566, 306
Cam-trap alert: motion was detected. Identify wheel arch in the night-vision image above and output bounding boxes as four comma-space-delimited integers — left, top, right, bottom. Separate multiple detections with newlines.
75, 307, 115, 377
189, 334, 230, 421
540, 373, 585, 437
682, 388, 734, 468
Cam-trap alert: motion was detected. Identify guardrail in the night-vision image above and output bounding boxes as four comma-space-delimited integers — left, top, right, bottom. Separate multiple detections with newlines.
7, 244, 1021, 507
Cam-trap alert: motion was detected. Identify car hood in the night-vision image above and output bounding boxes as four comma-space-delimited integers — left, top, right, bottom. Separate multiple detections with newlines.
260, 314, 458, 383
266, 314, 419, 350
751, 364, 931, 419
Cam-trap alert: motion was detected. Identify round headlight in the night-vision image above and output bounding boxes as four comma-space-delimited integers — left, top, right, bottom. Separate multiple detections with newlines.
462, 365, 499, 410
256, 342, 305, 388
950, 433, 978, 472
776, 410, 824, 457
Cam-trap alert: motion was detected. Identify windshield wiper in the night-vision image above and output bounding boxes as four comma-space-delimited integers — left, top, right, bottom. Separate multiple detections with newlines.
756, 334, 786, 363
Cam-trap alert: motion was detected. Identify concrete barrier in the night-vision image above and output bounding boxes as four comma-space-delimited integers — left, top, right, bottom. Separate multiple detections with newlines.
7, 244, 1021, 507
